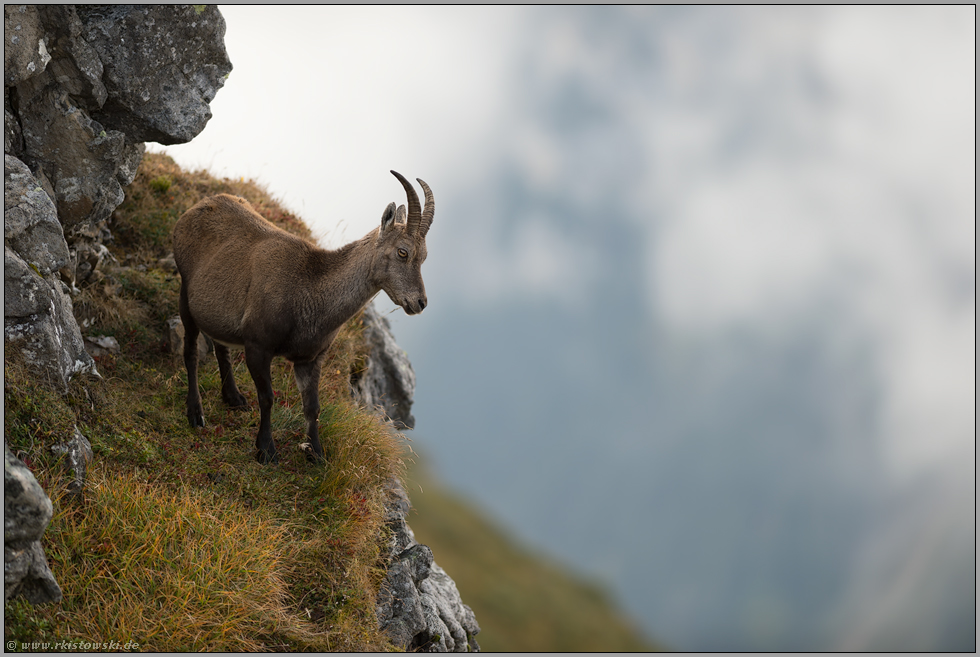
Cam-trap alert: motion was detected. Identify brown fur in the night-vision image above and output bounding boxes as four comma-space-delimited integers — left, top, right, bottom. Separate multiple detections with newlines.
172, 172, 433, 463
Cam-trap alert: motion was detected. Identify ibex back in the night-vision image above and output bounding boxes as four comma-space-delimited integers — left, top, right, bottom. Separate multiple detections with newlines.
172, 171, 434, 464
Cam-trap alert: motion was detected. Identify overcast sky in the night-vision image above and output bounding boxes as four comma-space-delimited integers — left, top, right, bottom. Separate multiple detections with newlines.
155, 6, 975, 650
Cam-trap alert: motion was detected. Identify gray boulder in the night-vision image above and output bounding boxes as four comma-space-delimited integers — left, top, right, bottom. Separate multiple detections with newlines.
50, 425, 94, 496
378, 543, 434, 648
4, 154, 70, 276
75, 5, 232, 145
4, 444, 62, 604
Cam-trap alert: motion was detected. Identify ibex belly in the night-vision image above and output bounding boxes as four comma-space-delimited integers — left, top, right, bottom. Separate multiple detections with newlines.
184, 270, 250, 348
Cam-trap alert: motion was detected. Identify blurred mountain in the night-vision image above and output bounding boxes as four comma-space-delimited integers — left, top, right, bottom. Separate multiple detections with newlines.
378, 6, 975, 651
404, 458, 661, 652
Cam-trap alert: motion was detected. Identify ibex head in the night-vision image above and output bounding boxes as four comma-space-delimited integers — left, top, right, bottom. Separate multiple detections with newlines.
374, 170, 434, 315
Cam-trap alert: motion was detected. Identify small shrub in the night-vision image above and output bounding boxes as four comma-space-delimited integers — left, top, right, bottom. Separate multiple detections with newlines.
148, 175, 172, 193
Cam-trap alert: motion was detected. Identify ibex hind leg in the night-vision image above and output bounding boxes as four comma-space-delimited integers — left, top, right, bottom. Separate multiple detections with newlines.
214, 343, 248, 408
244, 346, 279, 464
294, 359, 325, 463
179, 281, 205, 428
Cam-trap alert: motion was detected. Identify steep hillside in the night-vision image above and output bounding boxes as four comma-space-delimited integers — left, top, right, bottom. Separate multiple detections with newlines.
5, 154, 404, 650
6, 153, 658, 652
405, 460, 662, 652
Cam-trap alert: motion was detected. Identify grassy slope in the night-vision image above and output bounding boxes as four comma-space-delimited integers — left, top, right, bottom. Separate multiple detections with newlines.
4, 153, 657, 652
5, 154, 400, 651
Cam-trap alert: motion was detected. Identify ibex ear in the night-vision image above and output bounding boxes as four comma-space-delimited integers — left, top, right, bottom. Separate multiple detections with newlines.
380, 202, 397, 234
395, 204, 407, 226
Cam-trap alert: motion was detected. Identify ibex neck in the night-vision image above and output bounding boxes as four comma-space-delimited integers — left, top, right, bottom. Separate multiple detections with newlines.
314, 232, 381, 322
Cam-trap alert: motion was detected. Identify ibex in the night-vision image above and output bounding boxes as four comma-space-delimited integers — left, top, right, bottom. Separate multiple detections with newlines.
172, 171, 433, 464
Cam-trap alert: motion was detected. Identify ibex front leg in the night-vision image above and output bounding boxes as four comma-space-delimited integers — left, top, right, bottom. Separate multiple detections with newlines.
294, 359, 325, 462
179, 281, 205, 428
244, 345, 278, 464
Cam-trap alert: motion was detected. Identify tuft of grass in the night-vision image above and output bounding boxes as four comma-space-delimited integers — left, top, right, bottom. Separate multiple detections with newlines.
41, 469, 322, 651
4, 352, 79, 461
148, 175, 172, 194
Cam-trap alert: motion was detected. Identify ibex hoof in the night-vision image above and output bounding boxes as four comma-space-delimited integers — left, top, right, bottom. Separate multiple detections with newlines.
255, 448, 279, 465
222, 390, 248, 409
187, 412, 205, 428
299, 442, 325, 464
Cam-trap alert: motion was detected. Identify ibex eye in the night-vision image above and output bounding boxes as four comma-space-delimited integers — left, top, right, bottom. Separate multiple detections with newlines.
397, 248, 408, 259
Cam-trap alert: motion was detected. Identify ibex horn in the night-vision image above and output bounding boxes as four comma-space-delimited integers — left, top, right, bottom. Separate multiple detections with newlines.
390, 170, 422, 235
417, 178, 434, 237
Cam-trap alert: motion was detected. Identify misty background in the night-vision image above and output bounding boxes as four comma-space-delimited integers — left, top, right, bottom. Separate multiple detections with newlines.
154, 6, 975, 651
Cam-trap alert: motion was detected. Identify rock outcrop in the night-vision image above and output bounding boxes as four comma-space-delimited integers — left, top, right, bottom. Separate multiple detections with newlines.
377, 477, 481, 652
5, 154, 95, 390
354, 307, 481, 652
4, 445, 62, 604
352, 304, 418, 430
4, 3, 230, 604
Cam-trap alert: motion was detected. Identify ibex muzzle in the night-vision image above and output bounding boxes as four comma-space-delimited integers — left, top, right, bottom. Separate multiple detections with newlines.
172, 171, 434, 464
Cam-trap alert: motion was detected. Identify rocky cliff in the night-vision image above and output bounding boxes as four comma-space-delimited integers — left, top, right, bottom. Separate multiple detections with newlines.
355, 305, 480, 651
4, 6, 477, 651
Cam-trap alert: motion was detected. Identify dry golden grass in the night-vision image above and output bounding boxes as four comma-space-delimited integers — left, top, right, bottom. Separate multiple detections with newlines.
44, 469, 319, 651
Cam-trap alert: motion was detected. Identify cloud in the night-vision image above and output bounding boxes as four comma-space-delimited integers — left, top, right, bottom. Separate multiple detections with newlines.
155, 5, 523, 247
629, 8, 974, 647
639, 6, 974, 480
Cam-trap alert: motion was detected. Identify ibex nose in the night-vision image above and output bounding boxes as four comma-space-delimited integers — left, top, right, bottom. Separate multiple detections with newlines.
418, 298, 427, 312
